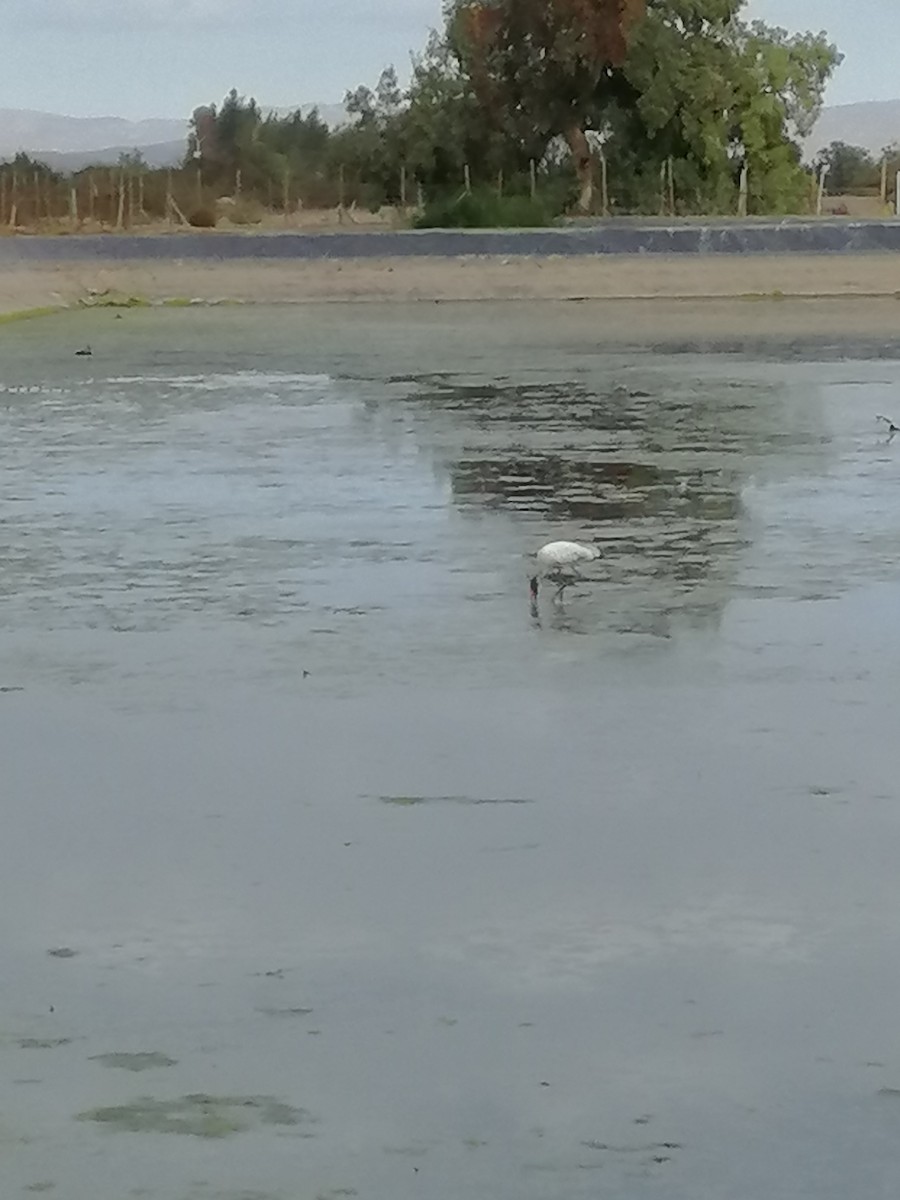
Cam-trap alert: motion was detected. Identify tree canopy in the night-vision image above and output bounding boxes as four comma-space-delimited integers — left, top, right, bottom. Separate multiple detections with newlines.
813, 141, 880, 194
601, 2, 841, 212
21, 0, 837, 228
448, 0, 647, 209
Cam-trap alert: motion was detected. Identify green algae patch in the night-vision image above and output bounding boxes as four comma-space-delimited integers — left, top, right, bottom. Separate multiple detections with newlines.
89, 1052, 177, 1072
76, 1093, 309, 1137
0, 306, 65, 325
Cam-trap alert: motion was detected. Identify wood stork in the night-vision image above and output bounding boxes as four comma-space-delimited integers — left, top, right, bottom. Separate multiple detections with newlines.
530, 540, 601, 602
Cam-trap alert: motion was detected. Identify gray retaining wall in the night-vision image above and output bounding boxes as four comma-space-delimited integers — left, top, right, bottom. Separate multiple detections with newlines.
2, 220, 900, 261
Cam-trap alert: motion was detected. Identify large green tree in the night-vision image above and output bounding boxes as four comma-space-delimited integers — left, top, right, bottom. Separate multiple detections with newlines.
449, 0, 647, 211
445, 0, 840, 215
398, 33, 515, 192
609, 1, 840, 213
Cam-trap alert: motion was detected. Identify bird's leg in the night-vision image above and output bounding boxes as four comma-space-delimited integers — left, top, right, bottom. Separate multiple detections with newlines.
553, 573, 576, 603
557, 570, 586, 600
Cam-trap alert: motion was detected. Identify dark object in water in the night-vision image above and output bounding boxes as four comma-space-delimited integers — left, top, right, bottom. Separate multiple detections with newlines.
876, 414, 898, 437
75, 345, 92, 357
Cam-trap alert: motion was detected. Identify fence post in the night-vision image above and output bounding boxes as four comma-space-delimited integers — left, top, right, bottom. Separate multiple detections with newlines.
497, 168, 503, 198
0, 173, 5, 226
236, 168, 242, 196
116, 170, 126, 229
400, 164, 407, 208
599, 149, 609, 216
464, 163, 471, 194
816, 165, 828, 216
69, 185, 78, 226
881, 155, 888, 208
529, 158, 536, 201
283, 167, 290, 223
738, 164, 748, 217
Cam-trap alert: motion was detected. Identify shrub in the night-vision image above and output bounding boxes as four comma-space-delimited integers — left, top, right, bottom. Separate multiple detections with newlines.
414, 188, 553, 229
187, 206, 218, 228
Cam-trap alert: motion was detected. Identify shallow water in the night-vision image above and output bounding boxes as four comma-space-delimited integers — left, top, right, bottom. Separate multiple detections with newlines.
2, 303, 900, 1199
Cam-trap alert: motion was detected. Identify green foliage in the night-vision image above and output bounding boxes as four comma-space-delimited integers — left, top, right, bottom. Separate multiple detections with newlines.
415, 187, 553, 227
444, 0, 647, 209
2, 152, 61, 181
813, 141, 879, 193
117, 149, 147, 172
400, 34, 508, 192
604, 0, 842, 214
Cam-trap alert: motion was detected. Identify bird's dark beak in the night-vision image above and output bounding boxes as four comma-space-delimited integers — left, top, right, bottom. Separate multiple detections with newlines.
529, 576, 539, 599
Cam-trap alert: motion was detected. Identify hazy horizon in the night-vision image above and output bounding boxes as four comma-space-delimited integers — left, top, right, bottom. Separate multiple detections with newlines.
3, 0, 899, 122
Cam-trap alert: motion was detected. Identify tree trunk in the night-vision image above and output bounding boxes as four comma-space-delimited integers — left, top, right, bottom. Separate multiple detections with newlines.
565, 125, 593, 214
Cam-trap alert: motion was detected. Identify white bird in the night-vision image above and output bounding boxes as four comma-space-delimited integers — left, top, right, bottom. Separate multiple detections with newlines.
530, 540, 601, 602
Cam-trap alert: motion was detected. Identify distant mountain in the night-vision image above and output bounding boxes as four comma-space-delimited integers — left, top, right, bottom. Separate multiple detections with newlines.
806, 100, 900, 156
0, 109, 188, 158
33, 140, 188, 172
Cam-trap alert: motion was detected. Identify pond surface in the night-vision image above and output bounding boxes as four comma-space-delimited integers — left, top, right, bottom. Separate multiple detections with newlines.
2, 303, 900, 1199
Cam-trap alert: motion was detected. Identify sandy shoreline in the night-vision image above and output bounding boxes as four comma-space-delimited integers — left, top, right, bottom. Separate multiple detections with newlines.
3, 252, 900, 340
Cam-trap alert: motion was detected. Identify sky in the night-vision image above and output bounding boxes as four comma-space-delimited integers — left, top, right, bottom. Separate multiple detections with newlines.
3, 0, 899, 122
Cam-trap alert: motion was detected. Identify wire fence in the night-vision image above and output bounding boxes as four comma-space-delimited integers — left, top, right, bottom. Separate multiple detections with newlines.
1, 157, 891, 229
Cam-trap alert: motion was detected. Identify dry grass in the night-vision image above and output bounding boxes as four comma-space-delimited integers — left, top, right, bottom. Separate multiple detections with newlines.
821, 193, 893, 218
0, 205, 412, 237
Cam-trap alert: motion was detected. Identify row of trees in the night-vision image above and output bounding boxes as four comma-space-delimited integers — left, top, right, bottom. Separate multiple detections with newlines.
185, 0, 842, 219
2, 0, 846, 226
814, 141, 900, 195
